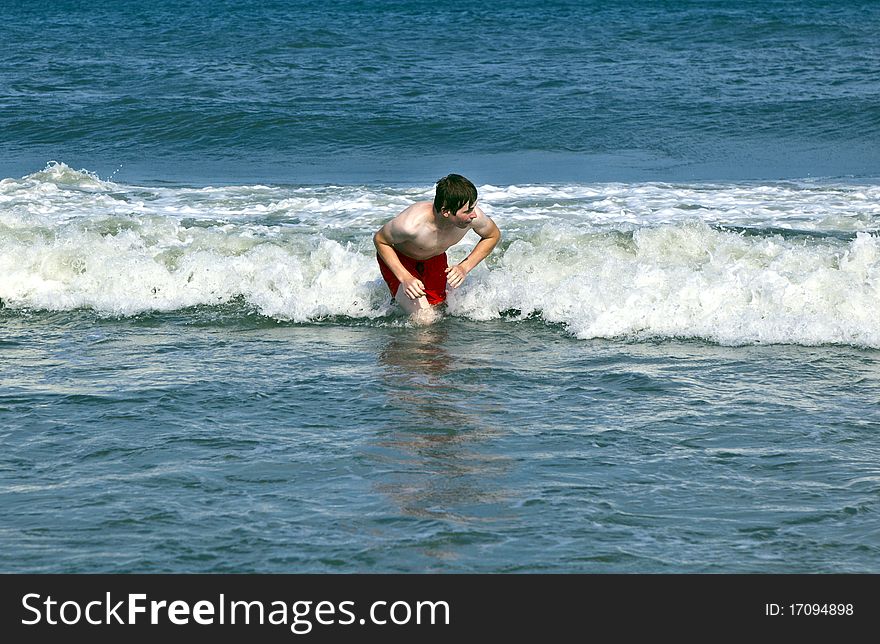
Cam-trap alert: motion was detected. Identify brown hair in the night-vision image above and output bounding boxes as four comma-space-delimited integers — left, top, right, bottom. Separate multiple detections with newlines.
433, 174, 477, 215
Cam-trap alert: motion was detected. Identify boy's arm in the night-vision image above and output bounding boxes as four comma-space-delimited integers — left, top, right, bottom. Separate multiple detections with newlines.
373, 219, 427, 300
445, 210, 501, 288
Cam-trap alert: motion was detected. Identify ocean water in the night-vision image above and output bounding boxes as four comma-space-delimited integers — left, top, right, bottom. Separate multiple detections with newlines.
2, 0, 879, 182
1, 0, 879, 573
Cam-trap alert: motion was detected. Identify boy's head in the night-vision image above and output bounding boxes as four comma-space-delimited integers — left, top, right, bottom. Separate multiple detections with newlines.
433, 174, 477, 216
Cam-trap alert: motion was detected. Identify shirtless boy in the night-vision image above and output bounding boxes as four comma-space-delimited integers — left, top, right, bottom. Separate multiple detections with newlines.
374, 174, 501, 315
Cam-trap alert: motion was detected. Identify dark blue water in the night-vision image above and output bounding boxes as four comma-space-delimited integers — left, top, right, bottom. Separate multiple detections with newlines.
2, 0, 880, 573
1, 0, 878, 183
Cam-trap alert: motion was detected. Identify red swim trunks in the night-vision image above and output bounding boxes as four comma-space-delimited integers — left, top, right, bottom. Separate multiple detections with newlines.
377, 249, 448, 305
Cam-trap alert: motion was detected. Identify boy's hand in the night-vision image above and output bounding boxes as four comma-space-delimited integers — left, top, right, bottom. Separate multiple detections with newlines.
402, 276, 426, 300
445, 264, 468, 288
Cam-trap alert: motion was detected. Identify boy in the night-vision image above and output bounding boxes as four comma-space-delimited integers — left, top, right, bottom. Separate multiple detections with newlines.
373, 174, 501, 315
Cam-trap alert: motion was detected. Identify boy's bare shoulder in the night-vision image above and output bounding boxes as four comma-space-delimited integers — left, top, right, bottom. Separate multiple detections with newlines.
395, 201, 435, 228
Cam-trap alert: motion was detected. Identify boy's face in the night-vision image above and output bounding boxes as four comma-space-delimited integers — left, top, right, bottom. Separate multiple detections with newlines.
445, 201, 478, 228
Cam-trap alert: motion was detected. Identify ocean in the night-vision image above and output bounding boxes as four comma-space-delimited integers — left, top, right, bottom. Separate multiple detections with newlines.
1, 0, 879, 573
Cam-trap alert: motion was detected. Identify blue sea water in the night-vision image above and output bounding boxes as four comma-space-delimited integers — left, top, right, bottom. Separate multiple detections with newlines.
2, 0, 879, 183
1, 0, 879, 572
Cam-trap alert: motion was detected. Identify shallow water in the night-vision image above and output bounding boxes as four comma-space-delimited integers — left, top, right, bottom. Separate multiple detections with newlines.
2, 310, 878, 572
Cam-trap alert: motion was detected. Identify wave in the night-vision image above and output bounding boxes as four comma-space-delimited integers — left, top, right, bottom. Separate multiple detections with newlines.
2, 163, 878, 347
448, 223, 879, 348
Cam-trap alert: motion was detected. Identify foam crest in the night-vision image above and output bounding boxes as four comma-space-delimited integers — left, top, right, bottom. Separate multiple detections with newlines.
478, 181, 880, 232
0, 216, 390, 320
21, 161, 116, 190
2, 165, 878, 346
4, 166, 878, 234
447, 222, 880, 347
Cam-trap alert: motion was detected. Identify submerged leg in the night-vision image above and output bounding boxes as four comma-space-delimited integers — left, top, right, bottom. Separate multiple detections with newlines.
395, 285, 440, 325
394, 284, 430, 314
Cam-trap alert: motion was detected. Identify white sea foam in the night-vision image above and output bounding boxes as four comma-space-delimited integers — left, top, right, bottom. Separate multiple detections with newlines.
446, 222, 880, 347
0, 218, 388, 320
2, 164, 878, 346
